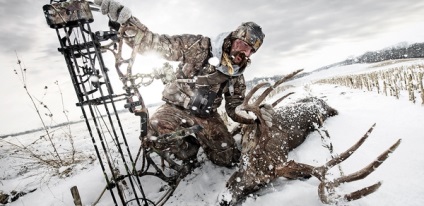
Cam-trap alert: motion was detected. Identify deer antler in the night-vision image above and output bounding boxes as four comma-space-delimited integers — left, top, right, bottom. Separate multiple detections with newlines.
275, 123, 402, 204
271, 92, 294, 107
254, 69, 303, 106
241, 69, 303, 115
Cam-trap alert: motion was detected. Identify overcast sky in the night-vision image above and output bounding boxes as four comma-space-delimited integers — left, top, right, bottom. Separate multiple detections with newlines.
1, 0, 424, 134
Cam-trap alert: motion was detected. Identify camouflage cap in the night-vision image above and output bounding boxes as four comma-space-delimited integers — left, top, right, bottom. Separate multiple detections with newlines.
231, 22, 265, 52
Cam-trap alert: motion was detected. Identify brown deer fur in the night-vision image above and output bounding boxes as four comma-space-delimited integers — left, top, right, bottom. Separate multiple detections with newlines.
226, 97, 338, 204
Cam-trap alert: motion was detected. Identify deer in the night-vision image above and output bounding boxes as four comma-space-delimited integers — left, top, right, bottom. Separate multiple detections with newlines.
219, 69, 402, 205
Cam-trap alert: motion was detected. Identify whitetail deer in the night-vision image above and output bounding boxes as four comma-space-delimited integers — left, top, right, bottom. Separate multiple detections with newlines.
220, 69, 402, 205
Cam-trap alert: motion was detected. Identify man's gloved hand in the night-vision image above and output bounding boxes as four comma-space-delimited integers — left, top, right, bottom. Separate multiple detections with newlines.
259, 104, 274, 127
94, 0, 132, 24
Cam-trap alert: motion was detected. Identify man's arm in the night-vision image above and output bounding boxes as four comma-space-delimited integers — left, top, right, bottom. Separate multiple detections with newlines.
95, 0, 210, 64
224, 75, 256, 124
124, 17, 210, 64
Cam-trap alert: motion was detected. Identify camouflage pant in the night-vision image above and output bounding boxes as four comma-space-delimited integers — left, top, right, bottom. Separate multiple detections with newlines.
146, 103, 240, 167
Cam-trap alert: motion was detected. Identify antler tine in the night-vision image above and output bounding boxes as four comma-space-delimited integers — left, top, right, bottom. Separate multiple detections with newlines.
318, 127, 401, 203
324, 123, 376, 169
318, 181, 382, 204
271, 92, 294, 108
276, 123, 401, 204
275, 124, 377, 181
343, 182, 382, 201
253, 69, 303, 106
334, 138, 401, 185
243, 82, 270, 108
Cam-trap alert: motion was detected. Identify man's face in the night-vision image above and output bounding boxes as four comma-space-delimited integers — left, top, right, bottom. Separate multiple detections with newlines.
230, 39, 255, 66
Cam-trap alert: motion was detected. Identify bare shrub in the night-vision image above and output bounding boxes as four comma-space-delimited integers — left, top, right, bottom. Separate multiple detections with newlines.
1, 54, 84, 172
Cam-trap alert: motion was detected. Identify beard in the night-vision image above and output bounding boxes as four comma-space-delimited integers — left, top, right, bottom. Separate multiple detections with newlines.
230, 51, 250, 68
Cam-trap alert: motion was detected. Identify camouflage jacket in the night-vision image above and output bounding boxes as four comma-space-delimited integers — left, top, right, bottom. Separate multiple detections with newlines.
124, 17, 255, 124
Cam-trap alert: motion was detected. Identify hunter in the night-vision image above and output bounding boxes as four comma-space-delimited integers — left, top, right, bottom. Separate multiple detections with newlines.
94, 0, 273, 168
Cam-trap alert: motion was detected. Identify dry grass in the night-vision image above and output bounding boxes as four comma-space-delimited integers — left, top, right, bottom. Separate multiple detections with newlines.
315, 63, 424, 105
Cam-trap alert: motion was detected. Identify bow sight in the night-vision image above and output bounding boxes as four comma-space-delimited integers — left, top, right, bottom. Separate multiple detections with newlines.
42, 1, 183, 205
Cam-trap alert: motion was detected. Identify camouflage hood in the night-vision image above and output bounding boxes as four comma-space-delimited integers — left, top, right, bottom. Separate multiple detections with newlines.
211, 32, 245, 77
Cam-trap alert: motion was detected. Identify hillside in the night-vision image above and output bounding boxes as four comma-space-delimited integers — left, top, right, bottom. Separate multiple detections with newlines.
247, 42, 424, 88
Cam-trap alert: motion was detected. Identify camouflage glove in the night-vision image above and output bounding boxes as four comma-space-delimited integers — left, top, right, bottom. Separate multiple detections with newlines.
259, 104, 274, 127
94, 0, 132, 24
153, 63, 176, 84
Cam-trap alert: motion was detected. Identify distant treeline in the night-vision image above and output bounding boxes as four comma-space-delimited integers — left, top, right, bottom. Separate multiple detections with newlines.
347, 42, 424, 64
246, 42, 424, 88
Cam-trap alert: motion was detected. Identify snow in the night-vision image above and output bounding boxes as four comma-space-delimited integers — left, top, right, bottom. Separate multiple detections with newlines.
1, 59, 424, 206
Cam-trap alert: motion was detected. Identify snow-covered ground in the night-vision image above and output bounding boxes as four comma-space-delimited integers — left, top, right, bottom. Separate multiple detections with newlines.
1, 59, 423, 206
